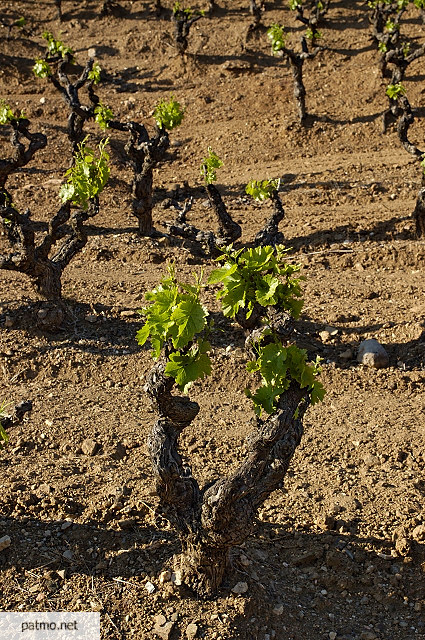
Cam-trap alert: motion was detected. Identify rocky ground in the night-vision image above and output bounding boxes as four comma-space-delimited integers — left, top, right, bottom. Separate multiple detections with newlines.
0, 0, 424, 638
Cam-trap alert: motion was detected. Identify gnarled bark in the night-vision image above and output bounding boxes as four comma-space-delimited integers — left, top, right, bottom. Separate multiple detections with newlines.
281, 38, 320, 124
109, 120, 170, 236
254, 190, 285, 247
172, 9, 202, 56
396, 96, 425, 237
205, 183, 242, 244
47, 55, 99, 155
0, 119, 47, 190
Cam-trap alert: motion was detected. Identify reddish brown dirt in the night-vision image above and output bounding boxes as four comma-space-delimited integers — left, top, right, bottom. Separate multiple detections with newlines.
0, 1, 424, 639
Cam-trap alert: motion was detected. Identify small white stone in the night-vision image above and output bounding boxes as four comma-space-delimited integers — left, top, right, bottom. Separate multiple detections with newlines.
145, 580, 156, 594
329, 632, 337, 640
40, 97, 46, 104
272, 604, 284, 615
62, 550, 73, 561
357, 339, 389, 369
61, 520, 73, 530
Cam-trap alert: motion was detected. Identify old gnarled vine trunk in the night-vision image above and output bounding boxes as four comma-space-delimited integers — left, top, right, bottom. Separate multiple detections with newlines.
145, 355, 309, 595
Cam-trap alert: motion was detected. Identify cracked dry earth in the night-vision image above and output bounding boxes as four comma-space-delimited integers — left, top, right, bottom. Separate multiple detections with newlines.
0, 0, 425, 639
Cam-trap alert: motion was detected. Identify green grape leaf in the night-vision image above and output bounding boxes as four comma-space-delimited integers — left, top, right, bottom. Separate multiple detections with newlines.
255, 274, 280, 306
153, 95, 184, 130
135, 323, 151, 347
165, 343, 211, 392
246, 179, 279, 202
60, 138, 110, 209
311, 380, 326, 405
267, 23, 286, 54
201, 147, 223, 184
171, 297, 208, 349
245, 384, 286, 416
207, 263, 237, 284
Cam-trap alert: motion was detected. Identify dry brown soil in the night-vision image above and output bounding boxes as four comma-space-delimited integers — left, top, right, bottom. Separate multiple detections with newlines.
0, 1, 425, 639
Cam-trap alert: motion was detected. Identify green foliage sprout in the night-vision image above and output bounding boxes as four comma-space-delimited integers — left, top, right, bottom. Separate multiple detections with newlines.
385, 20, 399, 33
42, 31, 74, 59
173, 3, 204, 17
289, 0, 303, 9
246, 179, 280, 202
59, 138, 110, 210
153, 95, 185, 130
136, 266, 211, 392
0, 100, 25, 125
306, 27, 322, 40
33, 59, 52, 78
246, 339, 325, 416
88, 61, 102, 85
386, 83, 406, 100
267, 23, 286, 54
0, 401, 10, 450
208, 245, 304, 320
94, 103, 114, 130
201, 147, 223, 185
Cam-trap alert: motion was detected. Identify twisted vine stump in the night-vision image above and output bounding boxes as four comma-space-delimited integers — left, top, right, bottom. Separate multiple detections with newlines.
397, 96, 425, 237
145, 333, 310, 595
254, 190, 285, 247
205, 183, 242, 244
109, 121, 169, 236
280, 38, 320, 124
382, 45, 425, 133
46, 55, 99, 155
172, 8, 202, 57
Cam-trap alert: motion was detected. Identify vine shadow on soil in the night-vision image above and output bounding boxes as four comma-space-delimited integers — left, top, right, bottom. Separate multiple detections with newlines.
0, 513, 424, 638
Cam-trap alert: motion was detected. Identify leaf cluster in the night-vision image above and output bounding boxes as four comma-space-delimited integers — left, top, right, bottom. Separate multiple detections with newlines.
201, 147, 223, 185
208, 245, 304, 320
306, 26, 322, 40
94, 103, 114, 130
386, 82, 406, 99
136, 267, 211, 392
173, 3, 204, 18
267, 23, 286, 54
59, 138, 110, 209
33, 59, 52, 78
245, 179, 279, 202
88, 61, 102, 85
0, 100, 25, 125
289, 0, 302, 9
153, 95, 185, 131
42, 31, 74, 59
246, 339, 325, 416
